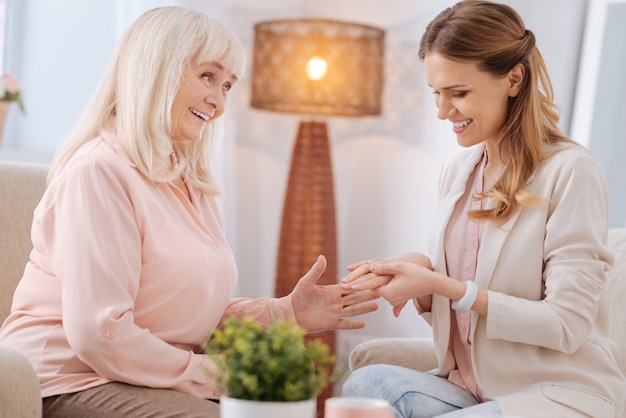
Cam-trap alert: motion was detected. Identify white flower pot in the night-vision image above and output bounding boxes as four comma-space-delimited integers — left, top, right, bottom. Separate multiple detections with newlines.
220, 396, 317, 418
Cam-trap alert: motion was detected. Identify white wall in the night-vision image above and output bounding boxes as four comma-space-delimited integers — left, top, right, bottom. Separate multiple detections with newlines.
572, 0, 626, 228
4, 0, 589, 379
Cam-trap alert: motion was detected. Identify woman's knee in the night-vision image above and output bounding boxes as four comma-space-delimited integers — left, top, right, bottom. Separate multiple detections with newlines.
342, 364, 404, 399
342, 365, 374, 396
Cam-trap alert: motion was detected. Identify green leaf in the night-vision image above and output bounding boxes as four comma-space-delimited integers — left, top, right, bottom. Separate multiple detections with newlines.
201, 316, 338, 401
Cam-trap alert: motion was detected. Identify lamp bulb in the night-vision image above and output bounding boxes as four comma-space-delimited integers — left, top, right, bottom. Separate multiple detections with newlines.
306, 56, 328, 81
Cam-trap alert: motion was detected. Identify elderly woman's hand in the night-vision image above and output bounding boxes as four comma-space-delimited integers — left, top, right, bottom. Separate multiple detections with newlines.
290, 255, 380, 333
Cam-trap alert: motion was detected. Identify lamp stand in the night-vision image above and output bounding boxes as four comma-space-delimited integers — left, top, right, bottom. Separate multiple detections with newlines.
275, 121, 337, 416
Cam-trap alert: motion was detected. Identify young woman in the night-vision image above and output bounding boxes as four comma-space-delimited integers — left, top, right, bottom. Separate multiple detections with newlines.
0, 7, 378, 417
340, 1, 626, 417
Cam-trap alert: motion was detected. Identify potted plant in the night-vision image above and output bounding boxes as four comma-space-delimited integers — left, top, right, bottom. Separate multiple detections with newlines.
203, 316, 338, 418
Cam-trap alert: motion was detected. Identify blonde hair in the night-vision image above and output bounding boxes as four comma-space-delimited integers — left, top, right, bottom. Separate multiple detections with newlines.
48, 7, 246, 195
419, 0, 572, 224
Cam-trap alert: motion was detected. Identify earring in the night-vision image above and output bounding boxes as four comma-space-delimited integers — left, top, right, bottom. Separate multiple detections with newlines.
170, 145, 179, 169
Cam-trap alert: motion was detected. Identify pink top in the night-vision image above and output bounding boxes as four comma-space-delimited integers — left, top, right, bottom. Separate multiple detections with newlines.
443, 152, 487, 401
0, 132, 294, 399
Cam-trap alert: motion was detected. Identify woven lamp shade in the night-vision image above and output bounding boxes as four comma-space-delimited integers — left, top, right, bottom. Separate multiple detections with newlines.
250, 18, 384, 418
251, 19, 385, 116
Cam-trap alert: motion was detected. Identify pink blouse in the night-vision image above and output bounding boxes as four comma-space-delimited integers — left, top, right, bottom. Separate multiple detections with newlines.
0, 132, 294, 399
443, 152, 487, 401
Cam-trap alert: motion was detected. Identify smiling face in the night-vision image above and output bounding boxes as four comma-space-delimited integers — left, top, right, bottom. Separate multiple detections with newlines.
170, 60, 237, 143
424, 52, 522, 149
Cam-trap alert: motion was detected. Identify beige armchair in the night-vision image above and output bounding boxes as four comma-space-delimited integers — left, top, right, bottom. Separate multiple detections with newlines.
349, 228, 626, 389
0, 160, 49, 418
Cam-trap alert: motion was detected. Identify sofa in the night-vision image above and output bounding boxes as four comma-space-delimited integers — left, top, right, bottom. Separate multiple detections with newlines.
0, 160, 48, 417
349, 228, 626, 405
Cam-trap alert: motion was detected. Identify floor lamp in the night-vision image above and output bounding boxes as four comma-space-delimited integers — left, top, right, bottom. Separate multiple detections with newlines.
250, 19, 384, 415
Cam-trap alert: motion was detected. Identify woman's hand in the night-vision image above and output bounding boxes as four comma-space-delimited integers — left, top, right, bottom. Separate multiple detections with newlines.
342, 253, 435, 317
290, 255, 380, 333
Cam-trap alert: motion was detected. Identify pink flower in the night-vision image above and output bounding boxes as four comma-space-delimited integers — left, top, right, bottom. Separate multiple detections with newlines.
0, 72, 25, 113
2, 73, 21, 94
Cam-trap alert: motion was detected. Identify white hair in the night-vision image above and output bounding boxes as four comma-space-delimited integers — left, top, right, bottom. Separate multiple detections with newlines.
49, 6, 246, 195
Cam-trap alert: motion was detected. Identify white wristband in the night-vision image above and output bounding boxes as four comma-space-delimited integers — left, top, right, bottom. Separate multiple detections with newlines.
451, 281, 478, 313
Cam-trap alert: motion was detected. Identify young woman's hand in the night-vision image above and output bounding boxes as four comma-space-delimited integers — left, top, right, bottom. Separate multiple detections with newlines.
342, 253, 434, 317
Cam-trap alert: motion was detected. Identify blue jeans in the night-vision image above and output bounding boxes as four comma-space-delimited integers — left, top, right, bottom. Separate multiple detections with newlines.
341, 364, 502, 418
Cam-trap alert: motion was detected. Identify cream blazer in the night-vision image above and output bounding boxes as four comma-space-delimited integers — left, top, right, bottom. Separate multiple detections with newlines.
421, 142, 626, 418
